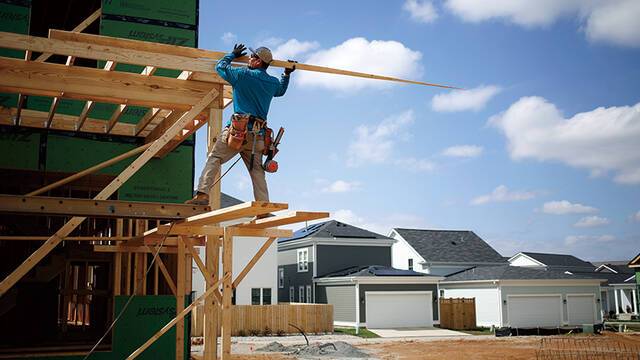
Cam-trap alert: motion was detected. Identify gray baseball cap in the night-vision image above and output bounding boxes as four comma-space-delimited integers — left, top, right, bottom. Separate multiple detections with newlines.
249, 46, 273, 64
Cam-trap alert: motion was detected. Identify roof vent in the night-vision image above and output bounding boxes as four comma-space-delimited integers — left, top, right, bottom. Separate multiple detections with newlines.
451, 241, 457, 245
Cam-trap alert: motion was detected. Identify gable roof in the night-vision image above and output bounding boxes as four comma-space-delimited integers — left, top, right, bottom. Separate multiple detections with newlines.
321, 265, 434, 278
279, 220, 392, 243
393, 229, 505, 264
445, 265, 602, 282
519, 252, 594, 269
594, 262, 635, 274
629, 253, 640, 267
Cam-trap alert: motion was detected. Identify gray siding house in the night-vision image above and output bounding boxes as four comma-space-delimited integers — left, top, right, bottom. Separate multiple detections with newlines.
277, 221, 443, 329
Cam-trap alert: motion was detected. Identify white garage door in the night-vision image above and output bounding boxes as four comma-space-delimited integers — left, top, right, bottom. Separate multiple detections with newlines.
508, 295, 562, 327
365, 291, 432, 328
567, 295, 596, 325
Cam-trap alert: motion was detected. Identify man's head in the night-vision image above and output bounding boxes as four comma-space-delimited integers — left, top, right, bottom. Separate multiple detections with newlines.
248, 46, 272, 70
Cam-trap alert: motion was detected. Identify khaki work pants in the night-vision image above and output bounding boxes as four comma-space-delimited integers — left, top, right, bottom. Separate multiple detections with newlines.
196, 127, 269, 201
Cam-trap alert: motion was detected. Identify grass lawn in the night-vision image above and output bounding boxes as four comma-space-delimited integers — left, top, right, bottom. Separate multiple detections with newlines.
334, 327, 380, 338
458, 327, 494, 335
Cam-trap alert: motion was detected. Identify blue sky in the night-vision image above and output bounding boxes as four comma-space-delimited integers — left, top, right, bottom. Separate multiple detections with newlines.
194, 0, 640, 261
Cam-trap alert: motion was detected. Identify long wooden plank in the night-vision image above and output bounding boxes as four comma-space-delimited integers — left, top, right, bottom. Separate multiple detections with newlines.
221, 229, 233, 359
176, 239, 186, 360
204, 237, 219, 360
0, 236, 135, 241
239, 211, 329, 229
126, 273, 230, 360
94, 245, 178, 254
232, 237, 277, 289
146, 248, 176, 295
135, 108, 163, 136
181, 201, 288, 226
227, 228, 292, 238
35, 8, 101, 62
157, 224, 223, 236
0, 87, 219, 296
181, 236, 223, 304
45, 30, 459, 89
0, 195, 210, 219
0, 57, 215, 110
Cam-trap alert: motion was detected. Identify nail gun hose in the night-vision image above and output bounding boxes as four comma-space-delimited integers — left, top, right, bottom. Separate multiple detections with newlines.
212, 156, 241, 188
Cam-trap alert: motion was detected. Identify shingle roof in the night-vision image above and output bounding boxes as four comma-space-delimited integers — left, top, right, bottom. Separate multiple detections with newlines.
394, 229, 505, 264
445, 265, 603, 281
593, 262, 635, 274
221, 193, 243, 208
572, 271, 635, 285
321, 265, 436, 278
520, 252, 595, 269
279, 220, 392, 243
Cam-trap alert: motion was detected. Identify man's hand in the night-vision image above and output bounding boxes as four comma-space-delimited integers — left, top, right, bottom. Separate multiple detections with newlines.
232, 43, 247, 58
284, 59, 298, 76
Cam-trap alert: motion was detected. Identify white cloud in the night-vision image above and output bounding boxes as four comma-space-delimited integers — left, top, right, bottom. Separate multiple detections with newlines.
542, 200, 598, 215
574, 216, 611, 228
321, 180, 362, 193
221, 32, 237, 45
471, 185, 537, 205
635, 211, 640, 222
444, 0, 640, 48
491, 97, 640, 185
271, 39, 320, 60
432, 85, 501, 112
347, 110, 415, 167
403, 0, 439, 23
565, 234, 615, 246
394, 157, 436, 172
585, 0, 640, 47
442, 145, 484, 158
296, 37, 423, 91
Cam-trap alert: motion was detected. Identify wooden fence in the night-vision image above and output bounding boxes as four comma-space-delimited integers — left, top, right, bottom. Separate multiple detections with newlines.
191, 303, 333, 337
439, 298, 476, 330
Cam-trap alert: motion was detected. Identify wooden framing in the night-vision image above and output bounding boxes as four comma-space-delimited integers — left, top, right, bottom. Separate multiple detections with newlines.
0, 195, 210, 219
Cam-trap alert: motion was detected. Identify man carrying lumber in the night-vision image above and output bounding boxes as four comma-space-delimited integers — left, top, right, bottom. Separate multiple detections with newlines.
187, 44, 295, 206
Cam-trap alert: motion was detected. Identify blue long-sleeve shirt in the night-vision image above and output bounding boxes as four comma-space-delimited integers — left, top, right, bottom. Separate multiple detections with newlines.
216, 53, 289, 124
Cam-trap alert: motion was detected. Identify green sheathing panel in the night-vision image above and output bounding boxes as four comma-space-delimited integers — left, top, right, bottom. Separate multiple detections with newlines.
90, 19, 197, 124
103, 0, 197, 25
45, 135, 193, 203
0, 129, 40, 170
0, 0, 30, 108
2, 296, 190, 360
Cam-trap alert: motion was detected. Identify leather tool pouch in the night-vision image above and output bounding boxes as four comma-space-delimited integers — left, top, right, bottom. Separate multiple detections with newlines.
263, 127, 274, 155
227, 114, 249, 150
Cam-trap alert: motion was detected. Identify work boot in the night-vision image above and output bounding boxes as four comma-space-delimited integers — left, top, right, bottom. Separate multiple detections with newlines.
185, 191, 209, 206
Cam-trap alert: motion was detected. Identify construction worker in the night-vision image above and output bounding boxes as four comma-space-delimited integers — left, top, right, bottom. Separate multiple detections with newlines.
186, 44, 295, 205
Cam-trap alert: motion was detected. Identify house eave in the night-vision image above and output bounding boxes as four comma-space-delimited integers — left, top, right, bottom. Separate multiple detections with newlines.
314, 276, 443, 285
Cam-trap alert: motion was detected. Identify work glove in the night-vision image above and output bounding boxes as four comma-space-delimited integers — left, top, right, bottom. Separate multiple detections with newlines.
232, 43, 247, 58
284, 60, 298, 76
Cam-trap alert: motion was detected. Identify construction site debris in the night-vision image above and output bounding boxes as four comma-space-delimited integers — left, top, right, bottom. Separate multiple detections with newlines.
256, 341, 369, 358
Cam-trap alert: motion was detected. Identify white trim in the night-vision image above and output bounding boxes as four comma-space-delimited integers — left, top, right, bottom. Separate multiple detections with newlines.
315, 276, 443, 285
334, 321, 357, 327
279, 238, 314, 251
289, 286, 294, 302
566, 293, 597, 325
278, 268, 284, 289
298, 286, 305, 303
506, 293, 563, 327
389, 230, 428, 264
497, 282, 503, 326
508, 253, 547, 267
306, 285, 312, 304
355, 282, 360, 334
312, 242, 318, 278
440, 279, 603, 286
297, 248, 309, 273
595, 264, 618, 273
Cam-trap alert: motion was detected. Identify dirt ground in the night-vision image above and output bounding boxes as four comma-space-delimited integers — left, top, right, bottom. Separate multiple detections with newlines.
195, 332, 640, 360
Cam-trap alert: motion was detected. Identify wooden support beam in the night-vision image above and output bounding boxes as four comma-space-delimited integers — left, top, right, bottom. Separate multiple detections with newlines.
239, 211, 330, 229
134, 253, 146, 295
204, 236, 219, 360
143, 236, 205, 247
176, 238, 186, 360
134, 108, 162, 136
144, 110, 186, 143
35, 8, 101, 62
156, 224, 223, 236
180, 201, 288, 226
180, 236, 222, 304
27, 144, 152, 196
146, 249, 176, 296
77, 61, 117, 131
114, 219, 123, 296
0, 236, 135, 241
94, 245, 179, 254
124, 252, 132, 295
232, 237, 276, 289
0, 57, 215, 110
125, 273, 230, 360
45, 97, 60, 129
0, 83, 219, 297
0, 195, 209, 219
221, 229, 233, 359
106, 104, 126, 133
153, 260, 159, 295
227, 228, 293, 238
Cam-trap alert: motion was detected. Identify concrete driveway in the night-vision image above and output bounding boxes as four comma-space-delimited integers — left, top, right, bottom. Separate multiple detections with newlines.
368, 327, 471, 338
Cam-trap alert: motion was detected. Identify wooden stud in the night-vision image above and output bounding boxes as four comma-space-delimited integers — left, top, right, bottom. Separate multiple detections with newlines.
125, 273, 229, 359
106, 104, 126, 133
204, 236, 219, 360
146, 249, 176, 296
176, 238, 186, 360
180, 236, 222, 304
153, 260, 159, 295
124, 252, 132, 295
114, 219, 123, 296
221, 229, 233, 359
232, 237, 276, 289
35, 8, 101, 63
45, 97, 60, 129
134, 108, 162, 136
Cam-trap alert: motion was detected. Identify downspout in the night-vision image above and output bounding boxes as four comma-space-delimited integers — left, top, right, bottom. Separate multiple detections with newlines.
355, 280, 360, 335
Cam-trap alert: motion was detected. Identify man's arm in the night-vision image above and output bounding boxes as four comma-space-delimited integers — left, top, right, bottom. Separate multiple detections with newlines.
216, 44, 246, 85
274, 61, 296, 97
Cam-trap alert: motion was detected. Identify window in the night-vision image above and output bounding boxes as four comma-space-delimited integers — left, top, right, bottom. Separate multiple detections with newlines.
297, 248, 309, 272
251, 288, 261, 305
289, 286, 294, 302
306, 285, 312, 303
299, 286, 305, 303
262, 288, 272, 305
278, 268, 284, 288
408, 258, 414, 270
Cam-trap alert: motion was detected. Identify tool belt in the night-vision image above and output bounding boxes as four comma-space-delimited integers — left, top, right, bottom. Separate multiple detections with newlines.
227, 113, 266, 150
